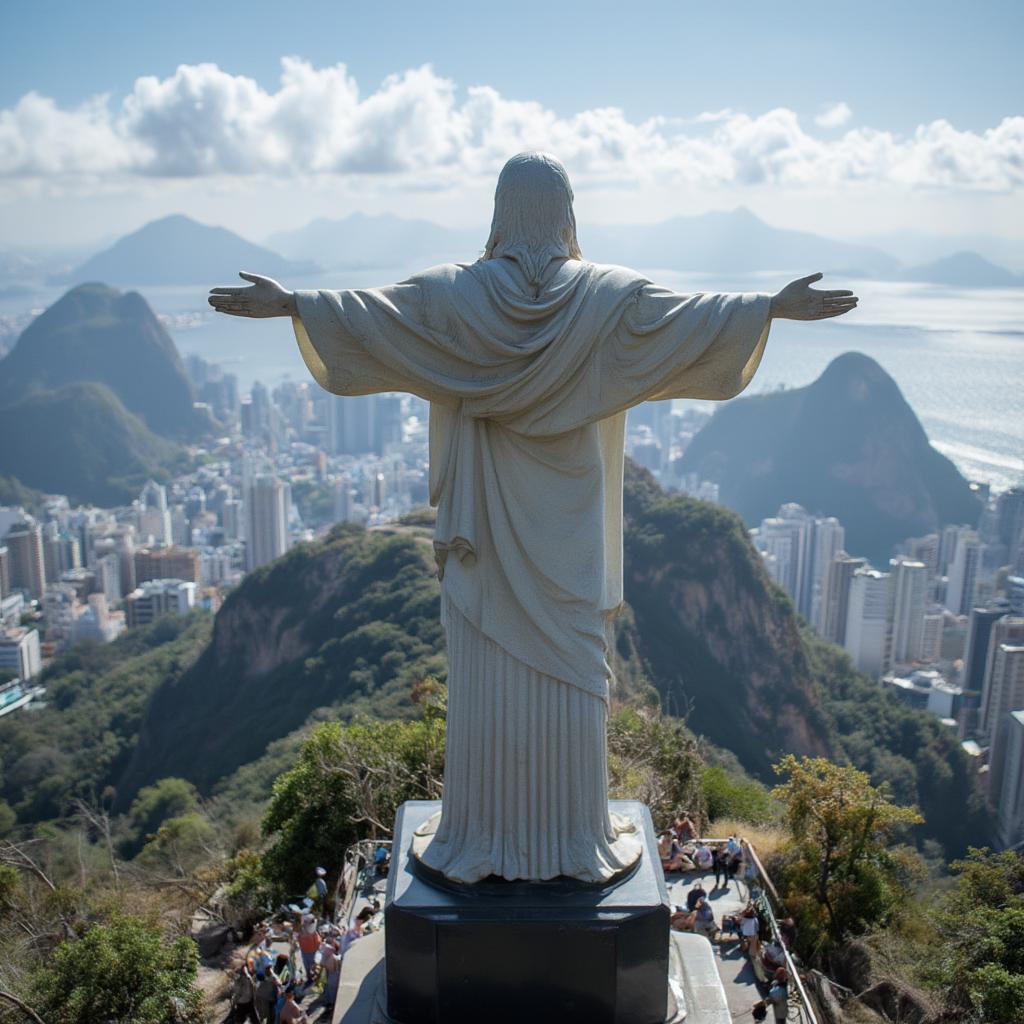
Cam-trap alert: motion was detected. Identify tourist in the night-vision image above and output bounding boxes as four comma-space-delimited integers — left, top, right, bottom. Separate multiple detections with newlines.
712, 843, 728, 890
320, 936, 342, 1009
374, 845, 391, 877
658, 831, 686, 873
279, 984, 309, 1023
675, 813, 697, 844
726, 838, 743, 886
766, 967, 789, 1023
739, 904, 761, 959
739, 838, 758, 890
693, 840, 713, 873
296, 918, 321, 987
254, 968, 281, 1023
693, 897, 717, 939
306, 866, 328, 915
229, 960, 259, 1023
686, 881, 707, 912
669, 907, 696, 932
762, 940, 786, 972
779, 917, 797, 949
340, 907, 374, 957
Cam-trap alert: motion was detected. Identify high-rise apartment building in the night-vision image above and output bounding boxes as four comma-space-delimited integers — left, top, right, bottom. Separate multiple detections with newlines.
41, 520, 81, 583
124, 579, 196, 629
978, 617, 1024, 740
844, 567, 893, 678
134, 546, 201, 585
138, 480, 172, 547
963, 605, 1012, 695
4, 522, 46, 599
990, 710, 1024, 850
244, 475, 290, 571
889, 557, 928, 665
946, 528, 982, 615
809, 517, 845, 630
0, 627, 42, 681
821, 553, 867, 645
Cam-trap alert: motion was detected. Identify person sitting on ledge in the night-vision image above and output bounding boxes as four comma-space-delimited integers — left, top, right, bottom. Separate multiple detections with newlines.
694, 840, 713, 873
669, 907, 696, 932
686, 881, 708, 912
693, 897, 718, 940
762, 939, 787, 972
658, 831, 687, 873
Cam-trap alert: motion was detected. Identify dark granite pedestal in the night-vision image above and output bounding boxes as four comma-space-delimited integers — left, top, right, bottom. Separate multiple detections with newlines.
384, 800, 671, 1024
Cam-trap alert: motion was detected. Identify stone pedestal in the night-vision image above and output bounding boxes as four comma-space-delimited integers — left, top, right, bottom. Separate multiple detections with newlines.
384, 800, 670, 1024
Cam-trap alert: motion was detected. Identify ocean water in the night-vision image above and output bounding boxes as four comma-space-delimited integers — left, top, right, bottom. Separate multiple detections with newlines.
3, 271, 1022, 493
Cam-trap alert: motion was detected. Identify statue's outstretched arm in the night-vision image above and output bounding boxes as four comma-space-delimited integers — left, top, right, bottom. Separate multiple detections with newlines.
208, 272, 297, 318
770, 272, 858, 321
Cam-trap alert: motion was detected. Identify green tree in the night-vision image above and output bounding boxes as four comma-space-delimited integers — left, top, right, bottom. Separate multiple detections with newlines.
31, 915, 203, 1024
926, 848, 1024, 1024
261, 713, 445, 895
701, 765, 774, 825
607, 706, 706, 829
771, 755, 923, 957
124, 778, 199, 857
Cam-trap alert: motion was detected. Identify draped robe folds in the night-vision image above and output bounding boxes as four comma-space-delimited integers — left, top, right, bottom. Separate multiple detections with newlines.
291, 257, 772, 883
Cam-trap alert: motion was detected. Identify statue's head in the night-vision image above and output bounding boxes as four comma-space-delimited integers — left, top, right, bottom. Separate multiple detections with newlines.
483, 152, 582, 286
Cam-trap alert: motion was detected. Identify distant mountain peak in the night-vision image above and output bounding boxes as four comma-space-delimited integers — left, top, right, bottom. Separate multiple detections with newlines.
677, 351, 981, 561
0, 282, 208, 440
898, 249, 1022, 287
58, 215, 316, 287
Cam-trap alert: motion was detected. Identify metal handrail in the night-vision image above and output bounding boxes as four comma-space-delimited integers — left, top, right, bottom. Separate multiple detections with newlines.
335, 838, 391, 930
687, 837, 819, 1024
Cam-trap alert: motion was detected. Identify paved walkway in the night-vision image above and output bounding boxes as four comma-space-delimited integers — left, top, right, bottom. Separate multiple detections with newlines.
667, 867, 765, 1022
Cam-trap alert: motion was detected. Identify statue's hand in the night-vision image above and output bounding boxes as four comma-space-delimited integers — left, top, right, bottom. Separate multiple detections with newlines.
208, 272, 296, 318
770, 273, 858, 321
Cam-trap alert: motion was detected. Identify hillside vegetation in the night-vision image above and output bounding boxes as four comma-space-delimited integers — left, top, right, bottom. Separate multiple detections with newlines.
0, 382, 186, 506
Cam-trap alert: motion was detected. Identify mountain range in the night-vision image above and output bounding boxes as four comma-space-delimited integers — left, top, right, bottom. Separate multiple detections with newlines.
676, 351, 983, 563
55, 214, 317, 287
3, 209, 1020, 288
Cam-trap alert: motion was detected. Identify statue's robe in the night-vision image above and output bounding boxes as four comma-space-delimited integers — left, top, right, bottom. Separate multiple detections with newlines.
292, 256, 771, 883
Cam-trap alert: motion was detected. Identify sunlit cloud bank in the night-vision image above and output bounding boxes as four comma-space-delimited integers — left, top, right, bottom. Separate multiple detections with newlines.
1, 58, 1021, 193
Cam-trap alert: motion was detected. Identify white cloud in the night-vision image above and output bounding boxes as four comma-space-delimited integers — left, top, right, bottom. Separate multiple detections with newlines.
815, 102, 853, 128
0, 60, 1021, 193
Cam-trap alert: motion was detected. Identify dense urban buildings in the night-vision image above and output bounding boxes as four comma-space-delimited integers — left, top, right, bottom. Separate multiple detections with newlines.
1, 358, 1022, 847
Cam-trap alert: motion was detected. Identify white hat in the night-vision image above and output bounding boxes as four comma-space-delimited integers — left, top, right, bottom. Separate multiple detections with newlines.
316, 866, 327, 876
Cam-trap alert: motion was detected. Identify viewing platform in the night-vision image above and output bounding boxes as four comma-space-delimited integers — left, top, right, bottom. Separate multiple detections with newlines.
329, 834, 826, 1024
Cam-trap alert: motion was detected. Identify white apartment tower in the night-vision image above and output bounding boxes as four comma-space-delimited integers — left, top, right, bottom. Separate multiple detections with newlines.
889, 557, 928, 665
979, 625, 1024, 742
946, 528, 982, 615
809, 517, 845, 631
245, 475, 290, 571
844, 567, 893, 678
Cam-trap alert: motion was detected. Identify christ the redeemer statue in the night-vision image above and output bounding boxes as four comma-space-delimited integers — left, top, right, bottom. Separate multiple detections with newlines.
209, 152, 857, 886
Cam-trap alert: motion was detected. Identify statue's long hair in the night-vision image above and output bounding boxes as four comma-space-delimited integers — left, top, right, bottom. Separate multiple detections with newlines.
482, 152, 583, 287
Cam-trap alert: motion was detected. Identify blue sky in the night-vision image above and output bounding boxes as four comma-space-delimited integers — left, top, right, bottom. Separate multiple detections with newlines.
3, 0, 1020, 131
1, 0, 1021, 246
